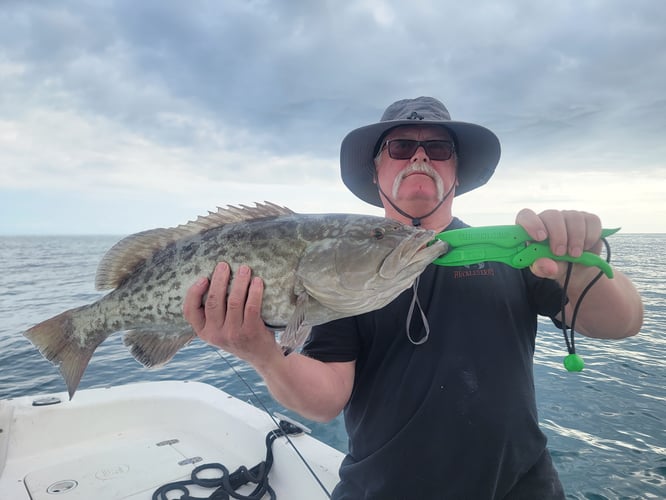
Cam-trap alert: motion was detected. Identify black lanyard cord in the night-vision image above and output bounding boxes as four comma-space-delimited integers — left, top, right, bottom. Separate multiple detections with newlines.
560, 238, 611, 371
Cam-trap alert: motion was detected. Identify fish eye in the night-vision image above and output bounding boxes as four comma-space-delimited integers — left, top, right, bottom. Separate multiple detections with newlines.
372, 227, 385, 240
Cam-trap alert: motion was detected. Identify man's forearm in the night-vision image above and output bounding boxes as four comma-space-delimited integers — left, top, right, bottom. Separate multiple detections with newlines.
254, 350, 354, 423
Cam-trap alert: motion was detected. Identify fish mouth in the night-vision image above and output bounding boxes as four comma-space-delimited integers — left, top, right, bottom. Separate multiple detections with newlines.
379, 230, 447, 279
412, 232, 448, 262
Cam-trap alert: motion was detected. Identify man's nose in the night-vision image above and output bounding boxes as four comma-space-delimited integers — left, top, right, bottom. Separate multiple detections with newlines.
411, 145, 429, 162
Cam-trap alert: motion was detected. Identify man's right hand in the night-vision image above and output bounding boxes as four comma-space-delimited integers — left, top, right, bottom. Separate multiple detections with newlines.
183, 262, 283, 369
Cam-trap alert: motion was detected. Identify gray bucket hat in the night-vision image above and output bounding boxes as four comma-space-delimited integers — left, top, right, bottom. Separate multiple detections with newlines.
340, 96, 501, 207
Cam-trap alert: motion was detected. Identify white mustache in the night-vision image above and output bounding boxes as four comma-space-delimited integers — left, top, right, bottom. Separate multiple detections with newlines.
392, 162, 446, 200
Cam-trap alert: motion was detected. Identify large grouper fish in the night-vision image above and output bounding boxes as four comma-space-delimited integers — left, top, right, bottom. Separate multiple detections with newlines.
24, 202, 447, 398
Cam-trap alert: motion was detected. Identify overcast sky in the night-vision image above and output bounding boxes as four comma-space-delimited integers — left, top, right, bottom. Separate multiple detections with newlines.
1, 0, 665, 235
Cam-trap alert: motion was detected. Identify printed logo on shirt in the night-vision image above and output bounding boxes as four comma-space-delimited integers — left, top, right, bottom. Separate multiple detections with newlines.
453, 262, 496, 279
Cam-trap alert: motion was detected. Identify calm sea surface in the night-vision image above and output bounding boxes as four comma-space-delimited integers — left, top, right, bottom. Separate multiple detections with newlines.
0, 234, 664, 499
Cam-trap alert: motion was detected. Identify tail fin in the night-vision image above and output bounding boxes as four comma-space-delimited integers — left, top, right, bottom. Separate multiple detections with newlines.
24, 306, 109, 399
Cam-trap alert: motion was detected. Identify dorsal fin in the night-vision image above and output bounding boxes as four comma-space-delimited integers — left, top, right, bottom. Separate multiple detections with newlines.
94, 202, 295, 290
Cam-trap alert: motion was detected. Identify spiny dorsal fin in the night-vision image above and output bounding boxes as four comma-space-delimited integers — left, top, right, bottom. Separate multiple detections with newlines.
94, 201, 295, 290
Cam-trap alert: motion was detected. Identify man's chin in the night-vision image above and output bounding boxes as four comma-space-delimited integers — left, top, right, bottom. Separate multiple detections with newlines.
395, 191, 443, 205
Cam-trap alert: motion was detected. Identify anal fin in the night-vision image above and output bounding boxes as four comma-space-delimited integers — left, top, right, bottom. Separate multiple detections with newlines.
123, 329, 196, 368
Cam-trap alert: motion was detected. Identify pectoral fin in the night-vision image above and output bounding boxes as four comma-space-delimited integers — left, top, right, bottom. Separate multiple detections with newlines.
280, 292, 312, 351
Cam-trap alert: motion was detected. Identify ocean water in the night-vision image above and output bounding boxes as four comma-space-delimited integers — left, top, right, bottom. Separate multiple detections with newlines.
0, 233, 664, 499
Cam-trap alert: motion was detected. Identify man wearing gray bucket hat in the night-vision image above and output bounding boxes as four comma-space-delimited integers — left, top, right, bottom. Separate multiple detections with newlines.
340, 96, 501, 211
185, 97, 643, 499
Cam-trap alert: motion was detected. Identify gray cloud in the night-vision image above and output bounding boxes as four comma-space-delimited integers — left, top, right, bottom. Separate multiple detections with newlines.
2, 0, 665, 170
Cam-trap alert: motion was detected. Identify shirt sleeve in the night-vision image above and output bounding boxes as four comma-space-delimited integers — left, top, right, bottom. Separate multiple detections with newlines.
301, 315, 361, 362
521, 268, 566, 320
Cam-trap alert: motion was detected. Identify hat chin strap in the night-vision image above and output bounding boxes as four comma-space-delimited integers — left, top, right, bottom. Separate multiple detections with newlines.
377, 179, 456, 227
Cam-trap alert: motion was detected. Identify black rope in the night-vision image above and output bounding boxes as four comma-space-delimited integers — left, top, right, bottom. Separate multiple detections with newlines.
561, 238, 612, 355
151, 420, 304, 500
213, 350, 332, 498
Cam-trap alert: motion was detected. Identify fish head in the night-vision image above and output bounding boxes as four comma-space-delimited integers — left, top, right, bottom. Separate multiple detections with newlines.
298, 216, 447, 315
334, 218, 445, 289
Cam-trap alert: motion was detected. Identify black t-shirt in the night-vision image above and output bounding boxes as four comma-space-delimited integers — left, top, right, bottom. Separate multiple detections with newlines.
302, 218, 566, 499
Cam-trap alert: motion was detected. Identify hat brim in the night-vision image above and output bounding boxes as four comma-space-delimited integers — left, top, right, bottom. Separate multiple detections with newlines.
340, 119, 501, 207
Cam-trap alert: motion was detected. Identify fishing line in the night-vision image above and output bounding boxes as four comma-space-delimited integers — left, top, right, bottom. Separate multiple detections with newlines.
211, 347, 333, 499
560, 238, 612, 372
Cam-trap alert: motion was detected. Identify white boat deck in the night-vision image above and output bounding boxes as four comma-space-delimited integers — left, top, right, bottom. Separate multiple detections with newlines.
0, 381, 343, 499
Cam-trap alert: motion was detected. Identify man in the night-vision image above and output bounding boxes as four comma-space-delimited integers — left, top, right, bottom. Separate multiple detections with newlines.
183, 97, 643, 499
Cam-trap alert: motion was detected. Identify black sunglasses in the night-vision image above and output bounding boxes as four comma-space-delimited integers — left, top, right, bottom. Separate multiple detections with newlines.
379, 139, 455, 161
